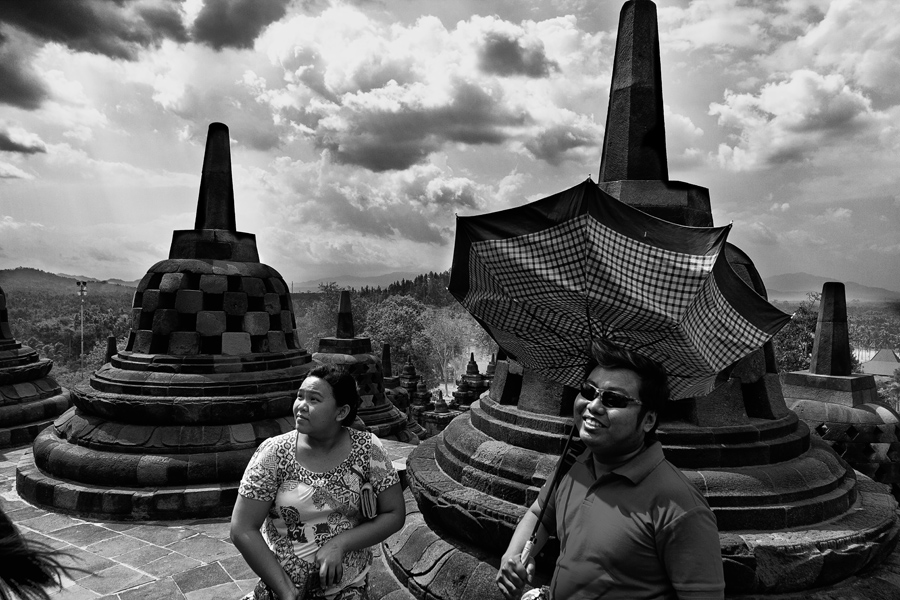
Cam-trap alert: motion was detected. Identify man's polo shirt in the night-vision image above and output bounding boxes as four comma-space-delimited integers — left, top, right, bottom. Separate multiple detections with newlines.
537, 442, 724, 599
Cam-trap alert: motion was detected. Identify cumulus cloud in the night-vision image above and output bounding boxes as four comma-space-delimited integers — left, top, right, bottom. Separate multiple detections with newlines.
710, 69, 884, 170
0, 0, 188, 60
0, 124, 46, 154
478, 28, 559, 78
0, 216, 42, 230
252, 8, 606, 171
0, 162, 33, 179
0, 29, 50, 109
770, 0, 900, 94
817, 207, 852, 222
192, 0, 291, 50
745, 221, 779, 245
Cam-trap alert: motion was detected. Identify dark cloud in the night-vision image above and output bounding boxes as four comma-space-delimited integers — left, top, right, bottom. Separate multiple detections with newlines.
0, 45, 49, 109
478, 32, 558, 78
316, 82, 526, 171
192, 0, 291, 50
298, 185, 448, 244
0, 0, 188, 60
523, 123, 598, 165
0, 130, 46, 154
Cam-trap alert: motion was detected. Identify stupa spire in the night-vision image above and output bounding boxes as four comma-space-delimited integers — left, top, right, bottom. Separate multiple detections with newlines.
194, 122, 237, 231
599, 0, 667, 182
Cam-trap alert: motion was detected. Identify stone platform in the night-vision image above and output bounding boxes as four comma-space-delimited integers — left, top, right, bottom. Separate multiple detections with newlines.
3, 441, 417, 599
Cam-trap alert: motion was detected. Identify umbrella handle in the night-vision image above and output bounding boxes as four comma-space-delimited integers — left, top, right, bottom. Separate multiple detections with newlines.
520, 539, 534, 566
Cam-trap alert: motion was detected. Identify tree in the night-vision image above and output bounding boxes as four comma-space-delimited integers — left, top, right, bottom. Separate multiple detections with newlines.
772, 293, 820, 373
363, 295, 428, 375
772, 292, 862, 373
422, 308, 472, 393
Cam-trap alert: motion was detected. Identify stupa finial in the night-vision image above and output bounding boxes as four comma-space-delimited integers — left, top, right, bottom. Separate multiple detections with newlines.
599, 0, 668, 182
195, 122, 237, 231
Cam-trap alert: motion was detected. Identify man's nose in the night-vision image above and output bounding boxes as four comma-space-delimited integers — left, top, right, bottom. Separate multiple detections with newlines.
586, 397, 607, 415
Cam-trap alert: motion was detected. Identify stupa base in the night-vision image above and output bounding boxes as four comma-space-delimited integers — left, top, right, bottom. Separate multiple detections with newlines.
16, 448, 239, 520
399, 441, 900, 597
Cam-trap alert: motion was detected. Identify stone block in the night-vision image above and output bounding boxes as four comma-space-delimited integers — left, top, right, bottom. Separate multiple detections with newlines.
199, 274, 228, 294
132, 330, 153, 353
280, 311, 293, 333
518, 370, 567, 415
131, 308, 142, 330
264, 293, 281, 315
243, 312, 270, 335
240, 277, 266, 297
222, 332, 251, 355
141, 289, 160, 312
136, 272, 155, 292
168, 332, 200, 355
223, 292, 248, 315
270, 278, 286, 294
159, 272, 186, 293
152, 309, 179, 336
175, 290, 204, 314
196, 311, 226, 336
267, 331, 288, 352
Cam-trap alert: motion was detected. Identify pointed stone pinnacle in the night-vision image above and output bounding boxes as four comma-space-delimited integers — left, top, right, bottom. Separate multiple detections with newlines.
810, 282, 852, 376
336, 290, 355, 339
195, 122, 237, 231
599, 0, 668, 182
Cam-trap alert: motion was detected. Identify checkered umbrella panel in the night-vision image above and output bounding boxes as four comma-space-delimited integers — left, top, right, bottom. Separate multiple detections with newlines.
449, 178, 791, 400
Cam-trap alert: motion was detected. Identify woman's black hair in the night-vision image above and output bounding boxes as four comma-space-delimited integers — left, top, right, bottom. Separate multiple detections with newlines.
306, 364, 360, 426
0, 507, 77, 600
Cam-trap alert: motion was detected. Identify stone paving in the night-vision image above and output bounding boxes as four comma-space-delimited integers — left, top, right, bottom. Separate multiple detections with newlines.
1, 443, 416, 600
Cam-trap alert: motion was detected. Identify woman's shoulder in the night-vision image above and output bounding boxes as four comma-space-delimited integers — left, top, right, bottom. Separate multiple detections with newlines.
256, 430, 296, 456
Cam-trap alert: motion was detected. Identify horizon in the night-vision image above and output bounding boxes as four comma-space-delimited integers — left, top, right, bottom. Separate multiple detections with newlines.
0, 1, 898, 289
3, 264, 900, 298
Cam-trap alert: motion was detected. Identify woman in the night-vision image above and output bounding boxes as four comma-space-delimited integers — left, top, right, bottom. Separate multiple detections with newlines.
231, 365, 406, 599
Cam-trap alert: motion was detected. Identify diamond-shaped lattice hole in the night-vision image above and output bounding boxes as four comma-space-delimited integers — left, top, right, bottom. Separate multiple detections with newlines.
815, 423, 829, 436
845, 425, 858, 440
831, 442, 847, 456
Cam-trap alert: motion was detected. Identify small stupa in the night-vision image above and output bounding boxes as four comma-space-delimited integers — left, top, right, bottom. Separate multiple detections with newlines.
0, 287, 72, 447
784, 282, 900, 497
17, 123, 315, 519
313, 291, 418, 444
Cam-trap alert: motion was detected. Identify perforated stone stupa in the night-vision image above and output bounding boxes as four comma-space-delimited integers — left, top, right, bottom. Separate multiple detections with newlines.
313, 291, 418, 444
389, 2, 900, 598
784, 282, 900, 498
0, 287, 71, 448
16, 122, 314, 519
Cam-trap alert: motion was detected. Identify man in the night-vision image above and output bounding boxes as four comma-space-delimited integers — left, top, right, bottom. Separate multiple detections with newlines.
496, 341, 725, 599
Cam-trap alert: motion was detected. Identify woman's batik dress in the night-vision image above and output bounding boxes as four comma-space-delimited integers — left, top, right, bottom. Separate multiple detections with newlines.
238, 428, 400, 599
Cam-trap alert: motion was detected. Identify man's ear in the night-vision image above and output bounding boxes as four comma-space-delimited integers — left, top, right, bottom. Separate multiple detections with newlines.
642, 410, 657, 433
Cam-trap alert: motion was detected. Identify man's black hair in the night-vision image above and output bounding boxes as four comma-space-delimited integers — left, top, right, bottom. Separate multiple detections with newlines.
305, 364, 360, 426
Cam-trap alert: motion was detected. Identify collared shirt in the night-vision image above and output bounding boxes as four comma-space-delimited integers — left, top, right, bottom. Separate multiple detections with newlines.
537, 442, 725, 600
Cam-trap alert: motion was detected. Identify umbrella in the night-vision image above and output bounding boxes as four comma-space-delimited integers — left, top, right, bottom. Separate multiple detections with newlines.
449, 178, 791, 400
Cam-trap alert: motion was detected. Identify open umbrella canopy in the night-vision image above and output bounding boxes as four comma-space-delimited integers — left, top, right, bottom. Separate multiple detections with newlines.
449, 178, 791, 400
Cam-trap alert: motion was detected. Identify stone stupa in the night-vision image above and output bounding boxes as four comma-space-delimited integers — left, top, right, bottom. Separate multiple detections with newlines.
0, 287, 72, 448
17, 122, 315, 519
313, 290, 418, 444
387, 2, 900, 598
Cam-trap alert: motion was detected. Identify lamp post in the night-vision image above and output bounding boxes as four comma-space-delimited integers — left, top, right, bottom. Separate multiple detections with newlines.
76, 281, 87, 376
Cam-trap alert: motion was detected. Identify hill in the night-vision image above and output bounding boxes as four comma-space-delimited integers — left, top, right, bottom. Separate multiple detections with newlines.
0, 267, 137, 296
763, 272, 900, 303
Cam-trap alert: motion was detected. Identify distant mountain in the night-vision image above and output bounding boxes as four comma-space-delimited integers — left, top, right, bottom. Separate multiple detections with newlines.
0, 267, 135, 295
289, 271, 420, 292
763, 272, 900, 303
55, 273, 138, 287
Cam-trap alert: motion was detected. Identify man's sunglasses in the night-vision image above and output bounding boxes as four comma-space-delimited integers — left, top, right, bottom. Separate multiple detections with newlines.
579, 382, 641, 408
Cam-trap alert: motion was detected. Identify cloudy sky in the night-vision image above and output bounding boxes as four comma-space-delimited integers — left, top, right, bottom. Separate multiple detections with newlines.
0, 0, 898, 292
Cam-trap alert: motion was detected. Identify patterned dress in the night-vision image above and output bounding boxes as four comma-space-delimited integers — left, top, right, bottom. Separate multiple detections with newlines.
238, 428, 400, 599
